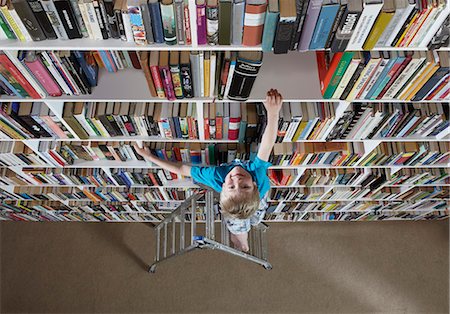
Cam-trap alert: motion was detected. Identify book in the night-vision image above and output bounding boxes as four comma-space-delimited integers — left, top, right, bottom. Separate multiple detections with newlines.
231, 0, 244, 45
127, 0, 147, 45
206, 0, 218, 44
298, 0, 323, 51
346, 0, 383, 50
227, 51, 263, 101
196, 0, 207, 44
160, 0, 177, 44
273, 0, 296, 54
11, 0, 47, 40
218, 0, 231, 45
242, 0, 267, 46
309, 0, 340, 50
262, 0, 279, 52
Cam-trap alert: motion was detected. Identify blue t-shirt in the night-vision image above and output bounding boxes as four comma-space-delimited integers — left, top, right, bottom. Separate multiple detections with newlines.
190, 157, 272, 197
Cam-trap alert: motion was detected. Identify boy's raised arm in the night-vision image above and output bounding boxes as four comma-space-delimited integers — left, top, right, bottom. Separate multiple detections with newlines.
134, 145, 192, 177
257, 89, 283, 162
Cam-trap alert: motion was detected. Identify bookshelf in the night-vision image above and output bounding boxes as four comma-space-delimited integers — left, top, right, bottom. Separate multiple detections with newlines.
0, 0, 449, 222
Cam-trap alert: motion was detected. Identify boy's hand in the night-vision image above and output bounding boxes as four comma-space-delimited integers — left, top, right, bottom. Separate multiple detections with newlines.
264, 89, 283, 115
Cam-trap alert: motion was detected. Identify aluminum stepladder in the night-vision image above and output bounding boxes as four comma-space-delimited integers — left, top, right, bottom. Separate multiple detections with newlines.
148, 190, 272, 273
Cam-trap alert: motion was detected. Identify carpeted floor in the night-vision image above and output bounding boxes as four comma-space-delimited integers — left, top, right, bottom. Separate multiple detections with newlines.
0, 220, 448, 314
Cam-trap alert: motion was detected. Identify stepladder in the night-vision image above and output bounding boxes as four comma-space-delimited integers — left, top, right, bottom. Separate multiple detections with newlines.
149, 190, 272, 273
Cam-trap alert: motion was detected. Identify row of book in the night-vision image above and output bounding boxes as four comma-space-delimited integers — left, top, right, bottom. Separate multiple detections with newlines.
6, 140, 447, 168
0, 0, 192, 45
0, 141, 48, 166
319, 50, 450, 101
140, 50, 262, 101
0, 102, 74, 139
196, 0, 450, 52
63, 101, 199, 139
2, 0, 448, 52
327, 102, 449, 140
0, 50, 146, 98
1, 199, 447, 222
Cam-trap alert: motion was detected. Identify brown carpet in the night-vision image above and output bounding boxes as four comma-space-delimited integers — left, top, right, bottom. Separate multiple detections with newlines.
0, 220, 448, 314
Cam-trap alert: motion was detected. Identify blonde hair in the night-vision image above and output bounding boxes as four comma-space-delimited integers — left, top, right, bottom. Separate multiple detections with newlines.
220, 183, 260, 219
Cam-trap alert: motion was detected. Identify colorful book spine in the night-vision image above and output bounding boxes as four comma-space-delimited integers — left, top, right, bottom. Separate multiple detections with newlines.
128, 3, 147, 45
196, 1, 207, 44
159, 66, 176, 100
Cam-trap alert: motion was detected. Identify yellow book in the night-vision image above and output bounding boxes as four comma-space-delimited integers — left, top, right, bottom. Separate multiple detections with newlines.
404, 64, 439, 100
204, 53, 210, 97
292, 121, 308, 142
91, 118, 109, 137
0, 6, 25, 42
363, 12, 394, 50
0, 120, 25, 139
394, 11, 419, 47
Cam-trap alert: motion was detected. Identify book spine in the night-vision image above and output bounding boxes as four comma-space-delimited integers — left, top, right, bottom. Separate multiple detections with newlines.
92, 0, 108, 39
174, 0, 184, 44
149, 2, 164, 43
121, 8, 134, 42
206, 3, 218, 45
160, 2, 177, 45
24, 55, 62, 96
139, 2, 153, 43
128, 4, 146, 45
0, 54, 41, 98
0, 6, 25, 41
242, 3, 266, 46
298, 0, 322, 51
180, 63, 193, 98
183, 0, 191, 44
261, 11, 279, 52
196, 2, 206, 45
0, 11, 17, 39
26, 0, 57, 39
160, 66, 176, 100
169, 64, 184, 98
12, 0, 46, 40
309, 4, 340, 50
54, 0, 82, 39
150, 64, 166, 98
68, 0, 88, 37
40, 0, 69, 40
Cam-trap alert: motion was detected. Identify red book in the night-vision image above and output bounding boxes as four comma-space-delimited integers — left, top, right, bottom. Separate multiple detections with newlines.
320, 52, 343, 95
148, 172, 160, 186
24, 54, 62, 97
0, 53, 41, 98
173, 146, 182, 161
215, 116, 223, 139
242, 2, 267, 46
439, 87, 450, 100
159, 66, 176, 100
184, 4, 192, 45
228, 117, 240, 140
377, 56, 412, 99
149, 51, 166, 98
48, 150, 66, 166
204, 117, 210, 139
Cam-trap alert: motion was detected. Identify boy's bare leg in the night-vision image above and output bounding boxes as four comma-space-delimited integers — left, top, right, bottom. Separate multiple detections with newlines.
230, 233, 250, 252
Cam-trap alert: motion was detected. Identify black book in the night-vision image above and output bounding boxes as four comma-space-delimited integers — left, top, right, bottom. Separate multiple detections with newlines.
53, 0, 82, 39
65, 54, 92, 94
227, 52, 263, 101
26, 0, 57, 39
98, 115, 120, 136
103, 0, 119, 38
330, 0, 363, 52
290, 0, 310, 50
273, 21, 295, 54
11, 0, 47, 40
339, 61, 365, 100
180, 51, 194, 98
390, 8, 418, 47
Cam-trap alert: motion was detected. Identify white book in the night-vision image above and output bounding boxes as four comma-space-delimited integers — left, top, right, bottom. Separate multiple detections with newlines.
224, 57, 236, 99
359, 57, 388, 99
398, 60, 434, 99
346, 108, 372, 139
199, 51, 204, 97
383, 3, 415, 47
347, 57, 381, 100
332, 59, 360, 99
122, 10, 134, 42
209, 53, 216, 97
80, 0, 101, 39
359, 110, 384, 139
383, 56, 427, 99
8, 8, 33, 41
346, 2, 384, 50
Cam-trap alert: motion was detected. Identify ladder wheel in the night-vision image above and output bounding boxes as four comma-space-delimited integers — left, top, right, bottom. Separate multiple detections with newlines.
263, 264, 273, 270
148, 264, 157, 273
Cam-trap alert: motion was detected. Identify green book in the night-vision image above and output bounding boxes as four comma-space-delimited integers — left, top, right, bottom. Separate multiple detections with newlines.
323, 52, 355, 99
0, 12, 16, 39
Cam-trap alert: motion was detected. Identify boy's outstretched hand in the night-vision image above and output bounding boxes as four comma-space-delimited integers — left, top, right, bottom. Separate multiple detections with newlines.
264, 89, 283, 115
134, 144, 153, 160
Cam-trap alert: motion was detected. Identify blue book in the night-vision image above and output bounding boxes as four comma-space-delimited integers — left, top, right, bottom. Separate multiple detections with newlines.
300, 120, 314, 139
73, 51, 98, 87
370, 57, 405, 99
238, 121, 247, 143
148, 1, 164, 43
98, 51, 115, 73
262, 11, 279, 52
365, 58, 396, 99
309, 3, 340, 50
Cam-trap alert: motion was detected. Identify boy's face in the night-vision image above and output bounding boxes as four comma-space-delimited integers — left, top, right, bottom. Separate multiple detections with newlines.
222, 166, 255, 196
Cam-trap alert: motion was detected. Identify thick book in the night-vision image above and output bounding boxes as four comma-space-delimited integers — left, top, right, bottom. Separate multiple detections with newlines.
298, 0, 323, 51
139, 1, 154, 43
323, 51, 354, 98
169, 51, 184, 98
218, 0, 231, 45
139, 51, 157, 97
127, 0, 147, 45
346, 0, 383, 50
180, 51, 193, 98
206, 0, 218, 45
11, 0, 47, 40
23, 51, 62, 97
196, 0, 207, 44
227, 51, 263, 101
149, 51, 165, 98
160, 0, 177, 44
242, 0, 267, 46
261, 0, 279, 51
0, 53, 41, 98
309, 0, 340, 50
148, 0, 164, 43
231, 0, 244, 45
330, 0, 363, 52
273, 0, 297, 54
159, 51, 176, 100
26, 0, 57, 39
54, 0, 82, 38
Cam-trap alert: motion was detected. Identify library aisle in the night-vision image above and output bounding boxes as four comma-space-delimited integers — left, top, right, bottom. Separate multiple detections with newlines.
0, 221, 448, 313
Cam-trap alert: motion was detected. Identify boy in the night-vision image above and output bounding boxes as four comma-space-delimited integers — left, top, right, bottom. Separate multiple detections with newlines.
135, 89, 283, 252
